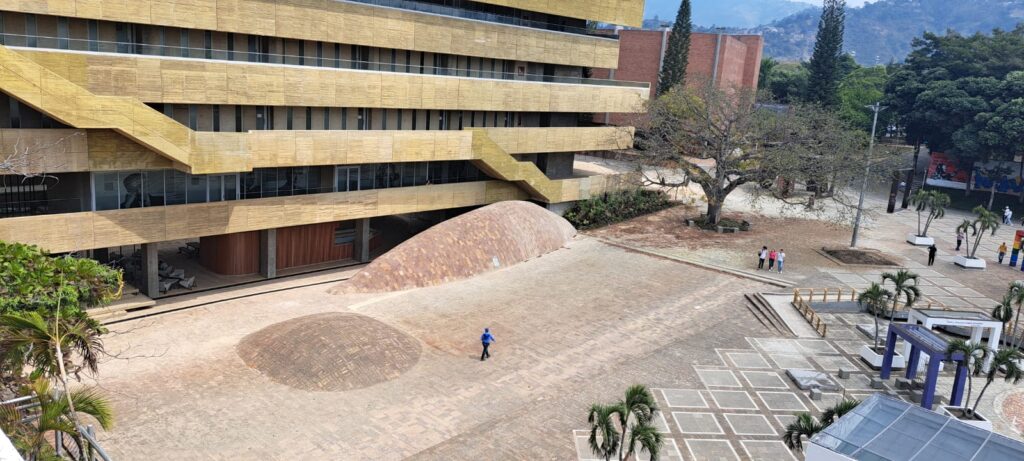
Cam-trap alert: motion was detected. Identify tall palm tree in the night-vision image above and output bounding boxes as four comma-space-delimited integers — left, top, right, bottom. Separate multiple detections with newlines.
945, 340, 989, 418
614, 385, 657, 460
588, 404, 621, 461
1008, 281, 1024, 349
0, 378, 113, 461
858, 283, 893, 350
992, 291, 1015, 346
0, 311, 105, 381
782, 413, 822, 452
880, 270, 920, 324
967, 205, 1000, 259
819, 398, 861, 426
970, 348, 1024, 417
911, 189, 949, 237
624, 421, 663, 461
956, 219, 976, 256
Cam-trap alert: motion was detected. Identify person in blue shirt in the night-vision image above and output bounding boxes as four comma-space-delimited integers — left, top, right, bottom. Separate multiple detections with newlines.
480, 328, 495, 361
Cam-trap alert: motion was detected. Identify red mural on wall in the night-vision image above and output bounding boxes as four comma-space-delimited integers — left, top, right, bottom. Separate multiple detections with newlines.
926, 152, 970, 190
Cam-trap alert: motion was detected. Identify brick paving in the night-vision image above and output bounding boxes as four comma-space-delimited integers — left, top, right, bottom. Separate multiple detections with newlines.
91, 238, 772, 460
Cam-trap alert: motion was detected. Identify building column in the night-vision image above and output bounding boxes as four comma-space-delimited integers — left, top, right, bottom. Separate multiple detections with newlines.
139, 243, 159, 298
259, 229, 277, 279
353, 219, 371, 263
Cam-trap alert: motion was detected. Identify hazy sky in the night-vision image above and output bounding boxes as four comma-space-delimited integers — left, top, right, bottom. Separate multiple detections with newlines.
645, 0, 876, 13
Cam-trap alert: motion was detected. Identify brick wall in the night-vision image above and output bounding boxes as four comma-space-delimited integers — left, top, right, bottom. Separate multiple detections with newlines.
595, 30, 763, 126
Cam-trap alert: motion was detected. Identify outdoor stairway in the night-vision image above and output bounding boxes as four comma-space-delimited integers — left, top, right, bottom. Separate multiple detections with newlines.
743, 293, 795, 337
0, 44, 193, 167
469, 128, 566, 203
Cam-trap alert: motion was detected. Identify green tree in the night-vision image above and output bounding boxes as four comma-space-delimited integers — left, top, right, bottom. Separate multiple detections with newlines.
587, 385, 663, 461
1007, 281, 1024, 349
944, 340, 988, 418
782, 399, 860, 452
910, 189, 949, 237
991, 292, 1015, 343
806, 0, 847, 107
0, 377, 113, 460
838, 66, 889, 133
858, 282, 893, 350
956, 206, 1000, 259
657, 0, 691, 94
587, 404, 620, 461
637, 83, 871, 226
880, 270, 920, 323
970, 348, 1024, 416
758, 57, 778, 90
0, 241, 122, 317
764, 62, 810, 103
614, 384, 657, 460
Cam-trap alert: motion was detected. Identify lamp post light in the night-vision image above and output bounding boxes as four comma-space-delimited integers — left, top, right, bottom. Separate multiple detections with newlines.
850, 102, 886, 248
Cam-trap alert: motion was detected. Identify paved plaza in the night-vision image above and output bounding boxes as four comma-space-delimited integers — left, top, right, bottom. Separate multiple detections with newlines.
86, 181, 1024, 460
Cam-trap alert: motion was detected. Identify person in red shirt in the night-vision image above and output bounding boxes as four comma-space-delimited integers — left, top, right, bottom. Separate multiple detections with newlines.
768, 249, 777, 272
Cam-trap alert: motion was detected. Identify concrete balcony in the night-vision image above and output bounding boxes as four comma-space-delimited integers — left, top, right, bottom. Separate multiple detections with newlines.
0, 0, 621, 68
15, 48, 648, 113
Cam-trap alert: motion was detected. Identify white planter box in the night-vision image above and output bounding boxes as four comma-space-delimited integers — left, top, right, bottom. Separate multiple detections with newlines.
860, 345, 905, 369
954, 255, 986, 269
938, 405, 993, 431
907, 234, 934, 246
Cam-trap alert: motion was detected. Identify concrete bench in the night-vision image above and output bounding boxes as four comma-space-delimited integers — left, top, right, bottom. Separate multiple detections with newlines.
716, 226, 738, 234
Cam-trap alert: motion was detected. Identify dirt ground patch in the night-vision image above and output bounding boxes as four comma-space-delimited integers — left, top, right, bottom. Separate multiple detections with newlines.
821, 248, 900, 266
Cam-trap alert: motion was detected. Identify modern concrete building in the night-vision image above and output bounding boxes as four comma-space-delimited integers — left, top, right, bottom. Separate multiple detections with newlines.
0, 0, 648, 298
592, 29, 763, 126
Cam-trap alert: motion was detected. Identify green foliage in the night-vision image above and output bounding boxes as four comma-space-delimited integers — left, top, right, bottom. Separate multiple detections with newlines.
0, 311, 106, 382
783, 398, 860, 452
563, 189, 672, 230
880, 269, 920, 323
588, 385, 663, 461
945, 339, 989, 417
762, 62, 810, 104
657, 0, 691, 94
806, 0, 846, 107
838, 66, 889, 132
910, 189, 949, 237
0, 241, 122, 317
858, 282, 892, 349
758, 57, 778, 90
0, 378, 113, 461
587, 404, 620, 461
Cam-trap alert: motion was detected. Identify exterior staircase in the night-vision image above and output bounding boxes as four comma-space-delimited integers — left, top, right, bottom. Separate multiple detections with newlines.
743, 293, 795, 337
468, 128, 567, 203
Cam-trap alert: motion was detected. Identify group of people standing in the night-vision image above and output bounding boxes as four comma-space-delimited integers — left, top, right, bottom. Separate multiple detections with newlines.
757, 247, 786, 273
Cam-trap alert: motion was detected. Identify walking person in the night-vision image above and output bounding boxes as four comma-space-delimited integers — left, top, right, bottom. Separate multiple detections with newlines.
480, 328, 495, 361
768, 249, 777, 272
1004, 207, 1012, 225
758, 246, 768, 270
999, 242, 1008, 264
956, 230, 965, 251
927, 244, 937, 266
776, 249, 786, 274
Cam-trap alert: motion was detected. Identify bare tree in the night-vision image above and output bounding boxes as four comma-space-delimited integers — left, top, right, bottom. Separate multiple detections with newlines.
0, 131, 81, 177
633, 82, 898, 226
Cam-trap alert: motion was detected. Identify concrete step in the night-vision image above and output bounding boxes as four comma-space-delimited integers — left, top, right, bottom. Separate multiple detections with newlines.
742, 294, 774, 333
89, 293, 156, 321
751, 293, 796, 337
744, 293, 789, 337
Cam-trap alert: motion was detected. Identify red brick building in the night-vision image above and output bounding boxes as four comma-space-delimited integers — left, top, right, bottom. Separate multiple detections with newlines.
592, 29, 764, 125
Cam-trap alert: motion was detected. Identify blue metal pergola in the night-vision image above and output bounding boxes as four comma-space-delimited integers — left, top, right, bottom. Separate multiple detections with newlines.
880, 323, 967, 409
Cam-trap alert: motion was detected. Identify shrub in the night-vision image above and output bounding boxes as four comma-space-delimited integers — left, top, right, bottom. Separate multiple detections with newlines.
564, 189, 673, 229
0, 241, 122, 318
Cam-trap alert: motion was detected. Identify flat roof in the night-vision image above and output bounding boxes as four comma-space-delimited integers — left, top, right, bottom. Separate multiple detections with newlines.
915, 309, 998, 322
811, 394, 1024, 460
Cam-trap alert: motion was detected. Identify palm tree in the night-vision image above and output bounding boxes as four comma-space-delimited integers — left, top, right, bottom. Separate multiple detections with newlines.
880, 270, 920, 324
911, 189, 949, 237
969, 348, 1024, 417
614, 385, 657, 460
945, 340, 989, 418
1008, 281, 1024, 349
624, 421, 663, 461
858, 283, 893, 350
967, 205, 1000, 259
0, 378, 113, 461
782, 413, 822, 452
819, 398, 861, 426
588, 404, 621, 461
0, 311, 104, 381
992, 292, 1015, 346
956, 219, 976, 256
782, 399, 861, 452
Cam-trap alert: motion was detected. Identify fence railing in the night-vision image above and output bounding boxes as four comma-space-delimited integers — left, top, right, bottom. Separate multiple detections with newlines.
0, 394, 112, 461
791, 287, 949, 338
791, 292, 828, 338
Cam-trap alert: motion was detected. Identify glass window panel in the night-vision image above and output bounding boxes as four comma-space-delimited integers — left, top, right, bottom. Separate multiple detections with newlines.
400, 164, 415, 187
360, 165, 375, 190
208, 175, 223, 201
118, 171, 144, 209
223, 174, 238, 200
164, 170, 187, 205
414, 163, 428, 186
347, 167, 360, 191
186, 174, 207, 204
143, 170, 165, 206
93, 172, 119, 211
242, 172, 260, 199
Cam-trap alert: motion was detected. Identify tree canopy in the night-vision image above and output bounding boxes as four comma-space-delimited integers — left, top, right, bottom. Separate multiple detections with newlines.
0, 241, 122, 318
657, 0, 691, 94
806, 0, 847, 108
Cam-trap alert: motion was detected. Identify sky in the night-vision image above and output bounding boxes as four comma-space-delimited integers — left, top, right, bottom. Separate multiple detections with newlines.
644, 0, 876, 15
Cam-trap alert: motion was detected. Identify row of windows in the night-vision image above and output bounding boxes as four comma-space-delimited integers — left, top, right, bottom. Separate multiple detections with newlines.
91, 161, 484, 211
0, 12, 581, 82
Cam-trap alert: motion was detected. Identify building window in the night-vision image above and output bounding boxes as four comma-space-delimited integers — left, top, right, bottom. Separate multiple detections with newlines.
212, 105, 221, 132
306, 107, 312, 130
57, 18, 69, 50
324, 107, 330, 130
316, 42, 323, 67
179, 29, 189, 58
235, 106, 243, 132
204, 31, 212, 59
227, 33, 235, 60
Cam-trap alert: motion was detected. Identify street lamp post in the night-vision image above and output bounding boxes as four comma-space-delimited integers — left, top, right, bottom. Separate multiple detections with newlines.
850, 102, 885, 248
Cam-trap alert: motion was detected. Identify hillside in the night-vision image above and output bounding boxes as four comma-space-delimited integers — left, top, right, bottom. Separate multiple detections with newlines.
645, 0, 813, 29
758, 0, 1024, 64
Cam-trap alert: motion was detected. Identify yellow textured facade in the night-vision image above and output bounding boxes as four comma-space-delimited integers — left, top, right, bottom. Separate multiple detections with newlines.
15, 49, 648, 113
0, 0, 621, 68
472, 0, 644, 27
0, 175, 631, 253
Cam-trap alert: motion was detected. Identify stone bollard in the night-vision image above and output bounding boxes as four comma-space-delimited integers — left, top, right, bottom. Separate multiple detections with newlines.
809, 388, 823, 400
909, 390, 923, 403
837, 368, 851, 379
870, 377, 884, 389
895, 378, 912, 390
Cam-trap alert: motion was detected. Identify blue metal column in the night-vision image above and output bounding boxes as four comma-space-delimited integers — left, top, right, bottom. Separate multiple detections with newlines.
950, 363, 967, 407
921, 356, 942, 409
905, 345, 921, 380
881, 327, 898, 380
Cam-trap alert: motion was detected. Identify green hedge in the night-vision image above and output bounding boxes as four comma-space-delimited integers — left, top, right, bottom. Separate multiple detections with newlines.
564, 189, 673, 230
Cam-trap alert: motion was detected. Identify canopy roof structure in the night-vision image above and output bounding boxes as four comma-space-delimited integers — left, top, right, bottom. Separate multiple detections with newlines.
809, 394, 1024, 460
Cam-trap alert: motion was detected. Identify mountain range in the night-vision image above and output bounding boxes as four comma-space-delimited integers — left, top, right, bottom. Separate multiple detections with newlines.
756, 0, 1024, 64
644, 0, 815, 29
